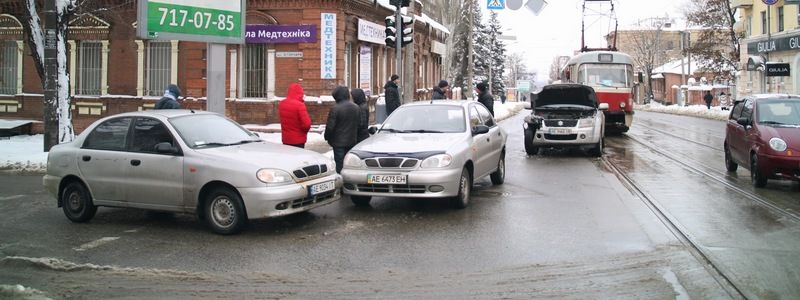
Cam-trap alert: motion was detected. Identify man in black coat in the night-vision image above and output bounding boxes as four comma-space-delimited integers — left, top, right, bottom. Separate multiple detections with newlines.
432, 80, 449, 100
325, 86, 361, 173
155, 84, 182, 109
703, 90, 713, 110
476, 82, 494, 116
384, 74, 401, 115
350, 88, 370, 143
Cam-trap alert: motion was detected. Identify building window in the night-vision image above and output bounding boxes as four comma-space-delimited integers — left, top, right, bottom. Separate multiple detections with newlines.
779, 6, 785, 32
0, 100, 19, 112
76, 41, 102, 95
145, 41, 172, 96
762, 11, 767, 34
748, 16, 753, 36
345, 42, 352, 87
75, 102, 104, 115
0, 41, 18, 95
243, 44, 268, 98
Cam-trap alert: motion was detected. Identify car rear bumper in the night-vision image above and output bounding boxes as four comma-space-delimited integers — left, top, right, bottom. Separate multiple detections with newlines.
341, 167, 462, 198
757, 153, 800, 181
238, 174, 342, 219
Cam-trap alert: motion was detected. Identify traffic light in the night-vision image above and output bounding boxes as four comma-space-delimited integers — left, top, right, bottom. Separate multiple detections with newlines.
384, 16, 398, 48
385, 15, 414, 48
399, 15, 413, 47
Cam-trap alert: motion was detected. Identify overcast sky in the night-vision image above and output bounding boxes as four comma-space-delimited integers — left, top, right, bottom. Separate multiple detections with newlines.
486, 0, 690, 79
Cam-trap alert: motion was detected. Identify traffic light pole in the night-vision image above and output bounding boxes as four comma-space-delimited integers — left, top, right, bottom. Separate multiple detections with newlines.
394, 6, 403, 100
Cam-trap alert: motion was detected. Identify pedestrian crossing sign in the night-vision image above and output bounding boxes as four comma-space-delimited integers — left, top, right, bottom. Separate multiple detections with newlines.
487, 0, 505, 10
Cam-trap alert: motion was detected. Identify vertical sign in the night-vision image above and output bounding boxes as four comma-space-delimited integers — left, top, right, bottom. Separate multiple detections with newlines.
321, 13, 337, 79
359, 45, 372, 96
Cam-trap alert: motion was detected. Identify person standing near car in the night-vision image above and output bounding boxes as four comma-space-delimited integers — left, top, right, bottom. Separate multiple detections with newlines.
325, 86, 360, 173
384, 74, 401, 115
703, 90, 713, 110
154, 84, 182, 109
350, 88, 370, 143
279, 83, 312, 148
476, 82, 495, 116
432, 80, 449, 100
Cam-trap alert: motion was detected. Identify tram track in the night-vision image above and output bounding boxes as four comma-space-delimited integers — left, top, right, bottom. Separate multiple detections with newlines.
634, 121, 724, 152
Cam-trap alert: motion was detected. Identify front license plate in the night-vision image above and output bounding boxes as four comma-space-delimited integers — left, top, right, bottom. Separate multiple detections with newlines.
548, 128, 572, 135
309, 181, 336, 195
367, 174, 407, 184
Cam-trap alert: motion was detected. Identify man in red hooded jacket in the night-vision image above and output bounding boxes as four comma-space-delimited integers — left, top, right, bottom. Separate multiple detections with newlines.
279, 83, 312, 148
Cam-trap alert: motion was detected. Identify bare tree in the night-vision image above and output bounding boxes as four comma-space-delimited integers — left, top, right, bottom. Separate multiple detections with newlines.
628, 21, 665, 101
505, 52, 527, 86
547, 56, 562, 83
684, 0, 739, 79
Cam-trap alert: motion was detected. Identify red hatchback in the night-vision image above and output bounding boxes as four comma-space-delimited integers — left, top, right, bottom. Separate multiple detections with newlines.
724, 95, 800, 187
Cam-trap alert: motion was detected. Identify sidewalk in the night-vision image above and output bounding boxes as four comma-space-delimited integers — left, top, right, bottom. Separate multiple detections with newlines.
635, 103, 730, 121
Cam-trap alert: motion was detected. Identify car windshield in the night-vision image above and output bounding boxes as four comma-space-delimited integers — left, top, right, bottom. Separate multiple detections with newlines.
381, 105, 466, 133
757, 100, 800, 126
170, 114, 261, 148
577, 64, 633, 88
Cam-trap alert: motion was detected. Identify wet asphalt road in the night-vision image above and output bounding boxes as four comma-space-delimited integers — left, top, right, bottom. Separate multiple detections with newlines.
2, 109, 790, 298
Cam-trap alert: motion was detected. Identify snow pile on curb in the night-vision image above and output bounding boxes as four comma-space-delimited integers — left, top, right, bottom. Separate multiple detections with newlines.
636, 103, 730, 121
494, 101, 525, 122
0, 284, 51, 300
0, 135, 47, 174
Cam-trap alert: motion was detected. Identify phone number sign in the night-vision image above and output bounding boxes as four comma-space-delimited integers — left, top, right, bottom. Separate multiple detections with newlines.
137, 0, 245, 44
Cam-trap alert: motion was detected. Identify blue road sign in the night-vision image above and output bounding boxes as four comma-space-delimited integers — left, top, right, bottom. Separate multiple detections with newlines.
762, 0, 778, 5
487, 0, 505, 10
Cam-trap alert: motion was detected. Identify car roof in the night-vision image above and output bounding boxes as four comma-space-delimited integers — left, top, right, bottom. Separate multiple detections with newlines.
739, 94, 800, 101
110, 109, 217, 119
403, 100, 473, 108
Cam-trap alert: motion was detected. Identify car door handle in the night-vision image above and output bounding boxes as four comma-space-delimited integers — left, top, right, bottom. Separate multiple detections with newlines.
131, 159, 141, 166
82, 155, 91, 162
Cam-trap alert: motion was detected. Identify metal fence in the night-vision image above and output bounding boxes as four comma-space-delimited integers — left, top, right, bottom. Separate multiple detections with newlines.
77, 41, 102, 95
145, 41, 171, 96
0, 41, 17, 95
243, 44, 268, 98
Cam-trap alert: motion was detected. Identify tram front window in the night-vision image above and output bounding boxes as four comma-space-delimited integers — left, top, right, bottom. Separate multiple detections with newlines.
578, 64, 633, 88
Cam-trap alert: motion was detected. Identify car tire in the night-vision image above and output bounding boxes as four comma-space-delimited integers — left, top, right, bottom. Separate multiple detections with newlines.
490, 152, 505, 185
61, 181, 97, 223
751, 154, 767, 188
205, 187, 247, 235
524, 129, 539, 155
724, 144, 738, 172
590, 138, 604, 157
451, 167, 472, 209
351, 195, 372, 207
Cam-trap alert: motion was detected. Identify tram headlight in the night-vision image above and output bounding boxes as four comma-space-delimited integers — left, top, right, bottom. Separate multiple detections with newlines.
620, 101, 626, 108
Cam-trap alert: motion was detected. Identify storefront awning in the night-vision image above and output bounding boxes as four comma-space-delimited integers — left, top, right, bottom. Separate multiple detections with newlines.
746, 55, 765, 71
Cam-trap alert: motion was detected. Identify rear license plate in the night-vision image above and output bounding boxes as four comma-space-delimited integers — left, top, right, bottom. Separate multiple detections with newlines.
309, 181, 336, 195
367, 174, 407, 184
548, 128, 572, 135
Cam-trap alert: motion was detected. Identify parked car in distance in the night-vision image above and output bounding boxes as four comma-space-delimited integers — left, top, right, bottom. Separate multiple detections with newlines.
522, 83, 608, 156
44, 110, 342, 235
341, 100, 507, 209
724, 95, 800, 188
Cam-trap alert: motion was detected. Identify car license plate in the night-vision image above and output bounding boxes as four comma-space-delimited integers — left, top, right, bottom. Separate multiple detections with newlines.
548, 128, 572, 135
309, 181, 336, 196
367, 174, 407, 184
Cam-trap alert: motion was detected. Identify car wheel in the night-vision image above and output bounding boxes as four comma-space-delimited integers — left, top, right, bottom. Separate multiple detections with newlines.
590, 138, 604, 157
61, 181, 97, 223
724, 144, 738, 172
524, 129, 539, 155
450, 167, 472, 209
490, 152, 505, 185
751, 154, 767, 188
205, 187, 247, 235
351, 195, 372, 207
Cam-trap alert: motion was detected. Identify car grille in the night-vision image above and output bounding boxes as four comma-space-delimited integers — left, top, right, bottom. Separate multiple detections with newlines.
544, 120, 578, 127
291, 189, 337, 209
293, 164, 328, 179
364, 158, 419, 168
544, 134, 578, 140
356, 184, 426, 194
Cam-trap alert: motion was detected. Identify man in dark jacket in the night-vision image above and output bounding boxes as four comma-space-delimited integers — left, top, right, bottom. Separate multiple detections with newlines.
703, 90, 713, 110
476, 82, 494, 116
350, 88, 370, 143
384, 74, 401, 115
432, 80, 449, 100
325, 86, 360, 173
279, 83, 312, 148
154, 84, 182, 109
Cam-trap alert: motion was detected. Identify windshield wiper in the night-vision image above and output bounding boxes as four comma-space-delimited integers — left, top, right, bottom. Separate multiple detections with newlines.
194, 142, 230, 148
406, 129, 445, 133
381, 128, 408, 133
228, 139, 260, 145
760, 121, 787, 125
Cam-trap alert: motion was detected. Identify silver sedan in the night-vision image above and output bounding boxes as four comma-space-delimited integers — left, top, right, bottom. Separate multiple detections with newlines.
44, 110, 341, 235
341, 101, 507, 208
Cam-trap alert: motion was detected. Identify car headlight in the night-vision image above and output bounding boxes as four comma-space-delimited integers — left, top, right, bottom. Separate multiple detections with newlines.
257, 169, 294, 184
769, 138, 788, 152
343, 153, 364, 169
578, 118, 594, 128
421, 154, 453, 168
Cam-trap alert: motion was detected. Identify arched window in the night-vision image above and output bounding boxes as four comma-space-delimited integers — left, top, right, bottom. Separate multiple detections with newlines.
0, 14, 23, 95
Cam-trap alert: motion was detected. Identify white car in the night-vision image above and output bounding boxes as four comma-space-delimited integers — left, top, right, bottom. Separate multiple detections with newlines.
341, 101, 507, 208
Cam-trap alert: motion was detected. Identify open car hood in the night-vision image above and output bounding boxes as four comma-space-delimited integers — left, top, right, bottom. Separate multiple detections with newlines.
534, 84, 598, 108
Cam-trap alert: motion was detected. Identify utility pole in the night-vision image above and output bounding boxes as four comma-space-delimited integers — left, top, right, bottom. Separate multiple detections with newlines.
43, 0, 58, 151
466, 0, 474, 99
395, 3, 403, 100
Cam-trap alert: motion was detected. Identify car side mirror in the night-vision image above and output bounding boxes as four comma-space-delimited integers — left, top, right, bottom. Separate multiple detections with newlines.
472, 125, 490, 135
155, 142, 177, 154
598, 103, 610, 111
523, 102, 532, 110
368, 126, 378, 135
737, 117, 751, 127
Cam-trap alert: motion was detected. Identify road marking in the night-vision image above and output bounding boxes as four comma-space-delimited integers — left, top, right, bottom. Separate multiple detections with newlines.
73, 237, 119, 252
124, 227, 145, 233
0, 195, 24, 201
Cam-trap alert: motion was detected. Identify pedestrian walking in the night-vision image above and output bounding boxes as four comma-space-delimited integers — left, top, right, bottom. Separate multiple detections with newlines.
154, 84, 182, 109
500, 94, 507, 104
325, 86, 360, 173
384, 74, 401, 115
703, 90, 713, 110
476, 82, 495, 116
279, 83, 312, 148
432, 80, 450, 100
351, 88, 370, 143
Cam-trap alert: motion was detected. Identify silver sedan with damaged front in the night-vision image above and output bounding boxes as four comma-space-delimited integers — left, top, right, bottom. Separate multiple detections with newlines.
341, 101, 507, 208
43, 110, 341, 235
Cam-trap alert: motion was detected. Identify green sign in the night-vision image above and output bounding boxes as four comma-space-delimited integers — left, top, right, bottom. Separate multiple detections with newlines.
137, 0, 245, 44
